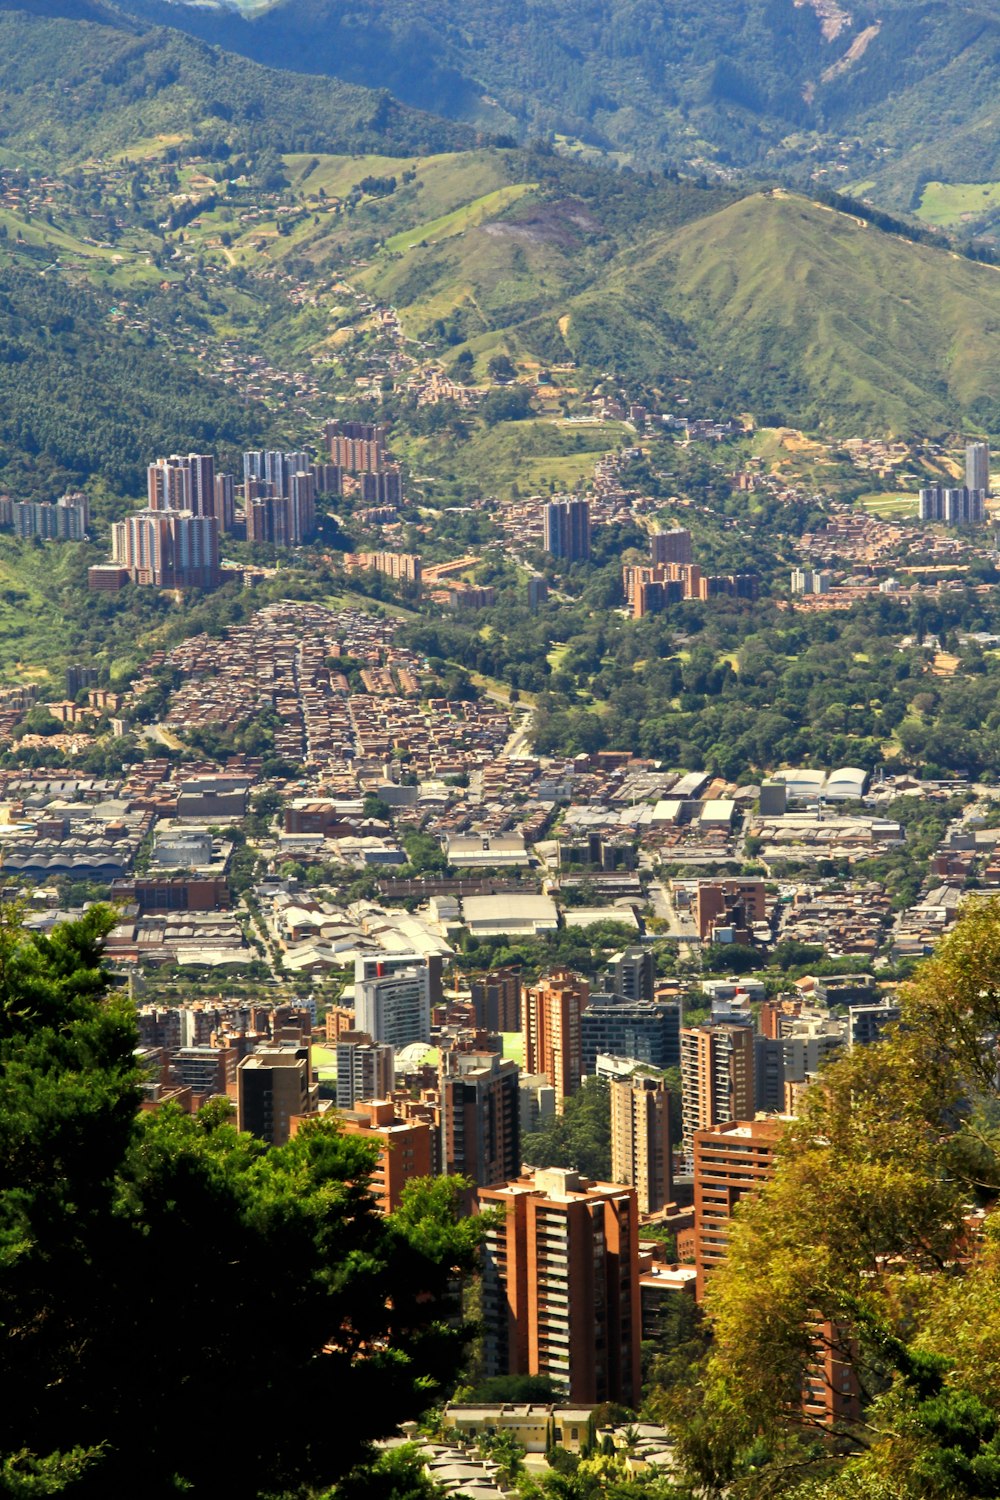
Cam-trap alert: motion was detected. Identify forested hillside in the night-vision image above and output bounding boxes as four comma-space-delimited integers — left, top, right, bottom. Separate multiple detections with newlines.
0, 0, 474, 165
0, 267, 263, 496
106, 0, 1000, 209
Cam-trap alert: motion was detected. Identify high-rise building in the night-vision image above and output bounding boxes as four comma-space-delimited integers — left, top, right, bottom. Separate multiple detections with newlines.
753, 1034, 784, 1114
288, 470, 317, 544
214, 473, 236, 533
237, 1045, 317, 1145
606, 946, 655, 1002
847, 1002, 901, 1048
680, 1024, 755, 1145
147, 457, 189, 511
479, 1167, 642, 1405
336, 1099, 432, 1213
581, 996, 681, 1076
246, 495, 292, 546
171, 1045, 237, 1099
609, 1074, 672, 1214
650, 528, 693, 566
439, 1049, 520, 1188
518, 1073, 556, 1136
185, 454, 216, 517
111, 509, 220, 590
522, 970, 590, 1109
967, 440, 991, 496
354, 965, 432, 1049
324, 419, 387, 472
543, 498, 591, 561
470, 968, 521, 1032
335, 1029, 395, 1109
919, 485, 986, 525
692, 1117, 784, 1300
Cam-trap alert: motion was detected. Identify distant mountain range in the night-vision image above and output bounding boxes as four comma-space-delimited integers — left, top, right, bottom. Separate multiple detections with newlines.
4, 0, 1000, 437
98, 0, 1000, 214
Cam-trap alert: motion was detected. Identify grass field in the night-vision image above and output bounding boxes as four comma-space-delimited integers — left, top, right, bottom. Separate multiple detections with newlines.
857, 492, 919, 517
501, 1032, 524, 1067
312, 1044, 338, 1078
917, 181, 1000, 227
384, 183, 535, 253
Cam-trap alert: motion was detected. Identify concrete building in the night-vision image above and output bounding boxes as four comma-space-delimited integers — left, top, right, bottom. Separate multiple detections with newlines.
606, 945, 655, 1002
337, 1099, 432, 1213
692, 1117, 785, 1300
171, 1044, 237, 1099
479, 1167, 642, 1405
848, 1001, 901, 1047
581, 996, 681, 1075
355, 965, 432, 1049
694, 879, 767, 943
518, 1073, 556, 1136
470, 968, 521, 1033
610, 1074, 673, 1214
543, 498, 591, 562
237, 1045, 317, 1145
439, 1050, 520, 1188
111, 508, 220, 590
966, 440, 991, 496
692, 1119, 861, 1426
680, 1024, 755, 1145
650, 528, 693, 566
522, 970, 590, 1109
335, 1029, 395, 1109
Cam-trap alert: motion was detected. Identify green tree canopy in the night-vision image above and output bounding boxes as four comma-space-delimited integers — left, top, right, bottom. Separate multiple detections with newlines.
667, 899, 1000, 1498
0, 906, 481, 1497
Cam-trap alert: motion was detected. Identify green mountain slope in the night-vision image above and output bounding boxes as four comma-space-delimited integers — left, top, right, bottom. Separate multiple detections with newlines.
0, 0, 473, 166
362, 177, 1000, 434
105, 0, 1000, 210
0, 264, 264, 495
572, 192, 1000, 433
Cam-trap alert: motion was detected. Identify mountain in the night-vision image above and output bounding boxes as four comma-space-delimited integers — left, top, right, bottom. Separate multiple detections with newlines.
359, 175, 1000, 433
0, 0, 474, 165
102, 0, 1000, 213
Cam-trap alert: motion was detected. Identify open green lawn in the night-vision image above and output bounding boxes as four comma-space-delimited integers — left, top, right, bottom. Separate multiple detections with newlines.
917, 180, 1000, 227
312, 1044, 338, 1077
857, 492, 919, 518
501, 1032, 524, 1067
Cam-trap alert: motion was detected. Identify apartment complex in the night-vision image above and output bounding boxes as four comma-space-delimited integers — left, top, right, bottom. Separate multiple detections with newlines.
237, 1045, 317, 1146
354, 964, 432, 1049
110, 509, 220, 590
650, 527, 693, 565
337, 1099, 432, 1213
966, 439, 990, 495
522, 970, 590, 1109
692, 1117, 784, 1300
470, 968, 521, 1032
439, 1049, 520, 1187
335, 1029, 395, 1109
479, 1167, 642, 1405
680, 1023, 755, 1144
609, 1074, 673, 1215
543, 498, 591, 561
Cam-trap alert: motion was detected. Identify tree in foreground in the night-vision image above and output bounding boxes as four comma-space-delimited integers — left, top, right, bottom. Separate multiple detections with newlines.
666, 898, 1000, 1498
0, 907, 481, 1498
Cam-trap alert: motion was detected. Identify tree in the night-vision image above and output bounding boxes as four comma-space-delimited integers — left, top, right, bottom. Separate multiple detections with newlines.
668, 900, 1000, 1497
523, 1077, 612, 1180
0, 907, 482, 1497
